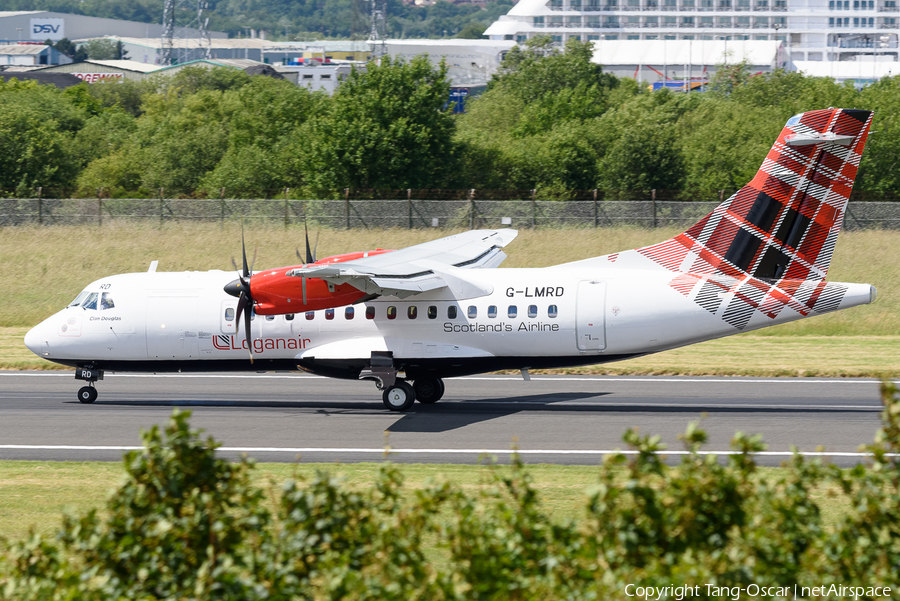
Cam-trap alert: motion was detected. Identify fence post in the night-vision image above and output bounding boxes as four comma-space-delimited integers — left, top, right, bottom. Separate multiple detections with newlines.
468, 189, 475, 230
97, 188, 102, 227
37, 187, 42, 226
159, 188, 164, 229
651, 189, 657, 229
284, 188, 290, 230
719, 189, 724, 202
593, 189, 598, 228
531, 189, 537, 229
344, 188, 350, 230
407, 188, 412, 229
220, 188, 226, 230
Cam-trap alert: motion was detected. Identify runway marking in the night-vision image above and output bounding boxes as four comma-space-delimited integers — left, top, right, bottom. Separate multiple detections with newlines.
0, 444, 893, 458
0, 373, 895, 385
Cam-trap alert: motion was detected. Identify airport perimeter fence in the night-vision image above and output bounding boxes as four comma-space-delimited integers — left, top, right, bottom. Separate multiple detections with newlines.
1, 197, 899, 230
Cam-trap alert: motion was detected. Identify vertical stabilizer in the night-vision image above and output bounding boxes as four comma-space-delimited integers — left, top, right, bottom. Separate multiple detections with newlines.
639, 108, 873, 281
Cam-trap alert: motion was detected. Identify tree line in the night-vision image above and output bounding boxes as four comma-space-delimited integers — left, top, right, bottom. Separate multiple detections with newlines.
3, 384, 900, 598
2, 37, 900, 200
0, 0, 513, 40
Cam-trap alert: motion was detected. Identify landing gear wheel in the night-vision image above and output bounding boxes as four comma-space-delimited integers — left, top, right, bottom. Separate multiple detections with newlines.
382, 381, 416, 411
414, 378, 445, 404
77, 386, 98, 404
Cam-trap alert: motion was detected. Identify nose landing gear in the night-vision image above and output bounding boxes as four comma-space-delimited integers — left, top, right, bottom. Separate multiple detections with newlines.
77, 385, 98, 404
75, 365, 103, 404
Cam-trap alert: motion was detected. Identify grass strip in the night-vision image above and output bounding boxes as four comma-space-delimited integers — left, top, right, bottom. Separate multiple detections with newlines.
0, 460, 851, 544
1, 226, 897, 336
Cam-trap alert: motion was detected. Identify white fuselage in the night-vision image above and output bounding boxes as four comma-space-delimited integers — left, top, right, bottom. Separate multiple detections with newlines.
24, 255, 875, 380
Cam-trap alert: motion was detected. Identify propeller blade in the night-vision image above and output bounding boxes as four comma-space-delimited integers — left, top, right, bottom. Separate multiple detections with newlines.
231, 257, 239, 273
240, 226, 250, 279
244, 296, 254, 364
304, 222, 314, 265
312, 231, 319, 263
234, 294, 244, 333
295, 248, 303, 263
250, 245, 257, 276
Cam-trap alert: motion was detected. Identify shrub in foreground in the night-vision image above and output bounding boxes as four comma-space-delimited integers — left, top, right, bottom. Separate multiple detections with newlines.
2, 385, 899, 600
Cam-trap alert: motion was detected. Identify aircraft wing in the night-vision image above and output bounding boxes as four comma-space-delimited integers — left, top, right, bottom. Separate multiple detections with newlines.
285, 229, 517, 298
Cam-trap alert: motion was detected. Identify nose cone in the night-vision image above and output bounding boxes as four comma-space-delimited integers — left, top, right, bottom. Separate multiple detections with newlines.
24, 324, 43, 357
224, 278, 244, 298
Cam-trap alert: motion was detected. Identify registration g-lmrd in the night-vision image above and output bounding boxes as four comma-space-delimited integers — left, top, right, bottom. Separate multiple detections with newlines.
506, 286, 565, 298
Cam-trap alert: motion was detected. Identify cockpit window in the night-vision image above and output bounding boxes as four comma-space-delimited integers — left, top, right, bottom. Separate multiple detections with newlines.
82, 293, 98, 310
100, 292, 115, 310
69, 291, 89, 307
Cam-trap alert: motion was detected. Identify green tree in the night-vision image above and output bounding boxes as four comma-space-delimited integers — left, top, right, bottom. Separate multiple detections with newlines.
299, 55, 455, 191
81, 38, 121, 60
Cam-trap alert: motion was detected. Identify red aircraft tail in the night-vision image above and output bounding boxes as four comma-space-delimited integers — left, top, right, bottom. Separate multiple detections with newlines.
639, 108, 873, 281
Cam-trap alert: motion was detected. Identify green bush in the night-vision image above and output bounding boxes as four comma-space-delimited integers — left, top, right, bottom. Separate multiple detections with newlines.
3, 385, 900, 600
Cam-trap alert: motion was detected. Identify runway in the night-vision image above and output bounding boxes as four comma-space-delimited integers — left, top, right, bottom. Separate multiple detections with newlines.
0, 372, 892, 466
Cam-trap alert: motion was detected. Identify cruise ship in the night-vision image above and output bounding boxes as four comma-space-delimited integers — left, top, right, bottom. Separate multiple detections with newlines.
484, 0, 898, 63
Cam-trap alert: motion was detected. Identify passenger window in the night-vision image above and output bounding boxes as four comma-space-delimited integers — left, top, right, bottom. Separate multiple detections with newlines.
548, 305, 558, 318
448, 306, 458, 319
325, 309, 334, 320
306, 311, 315, 320
387, 306, 397, 320
467, 306, 477, 318
265, 315, 275, 321
528, 305, 537, 318
487, 305, 497, 318
366, 306, 375, 319
82, 293, 98, 310
345, 307, 354, 320
428, 306, 437, 319
225, 307, 235, 321
285, 314, 294, 321
508, 305, 517, 318
408, 306, 417, 319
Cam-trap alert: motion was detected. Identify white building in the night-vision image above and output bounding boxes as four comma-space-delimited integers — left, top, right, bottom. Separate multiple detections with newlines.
591, 39, 783, 82
0, 43, 70, 66
384, 39, 517, 86
484, 0, 898, 64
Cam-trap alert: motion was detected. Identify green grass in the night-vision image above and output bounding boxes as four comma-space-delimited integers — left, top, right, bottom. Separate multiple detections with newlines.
0, 460, 852, 544
2, 225, 898, 376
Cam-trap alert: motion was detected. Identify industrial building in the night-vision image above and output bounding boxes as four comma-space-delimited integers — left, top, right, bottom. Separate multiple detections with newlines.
77, 36, 268, 65
36, 59, 162, 81
0, 11, 223, 43
0, 43, 70, 67
483, 0, 898, 66
263, 40, 373, 64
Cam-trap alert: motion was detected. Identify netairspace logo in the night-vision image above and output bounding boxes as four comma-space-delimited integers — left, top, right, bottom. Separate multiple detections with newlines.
625, 583, 892, 600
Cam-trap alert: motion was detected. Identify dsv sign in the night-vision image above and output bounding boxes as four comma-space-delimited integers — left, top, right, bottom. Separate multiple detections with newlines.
30, 18, 65, 40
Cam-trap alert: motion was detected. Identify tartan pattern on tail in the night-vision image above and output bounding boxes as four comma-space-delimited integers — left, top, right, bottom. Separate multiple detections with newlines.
637, 108, 872, 330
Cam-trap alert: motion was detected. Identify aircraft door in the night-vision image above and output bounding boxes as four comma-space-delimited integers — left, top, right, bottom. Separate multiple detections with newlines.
575, 280, 606, 351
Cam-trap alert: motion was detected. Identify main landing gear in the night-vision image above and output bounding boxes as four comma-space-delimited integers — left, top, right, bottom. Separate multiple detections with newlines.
75, 365, 103, 404
359, 352, 445, 412
380, 378, 445, 411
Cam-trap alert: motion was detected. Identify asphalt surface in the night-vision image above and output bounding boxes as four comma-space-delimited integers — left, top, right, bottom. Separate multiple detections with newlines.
0, 371, 892, 466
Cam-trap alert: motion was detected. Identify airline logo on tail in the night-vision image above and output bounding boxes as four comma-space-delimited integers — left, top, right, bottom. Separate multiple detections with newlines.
638, 108, 873, 329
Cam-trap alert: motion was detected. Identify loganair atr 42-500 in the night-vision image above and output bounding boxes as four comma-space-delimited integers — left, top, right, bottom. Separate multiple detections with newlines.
25, 108, 878, 411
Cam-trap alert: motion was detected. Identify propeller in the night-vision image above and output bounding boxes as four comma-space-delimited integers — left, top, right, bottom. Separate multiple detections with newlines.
224, 225, 257, 363
294, 224, 319, 305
